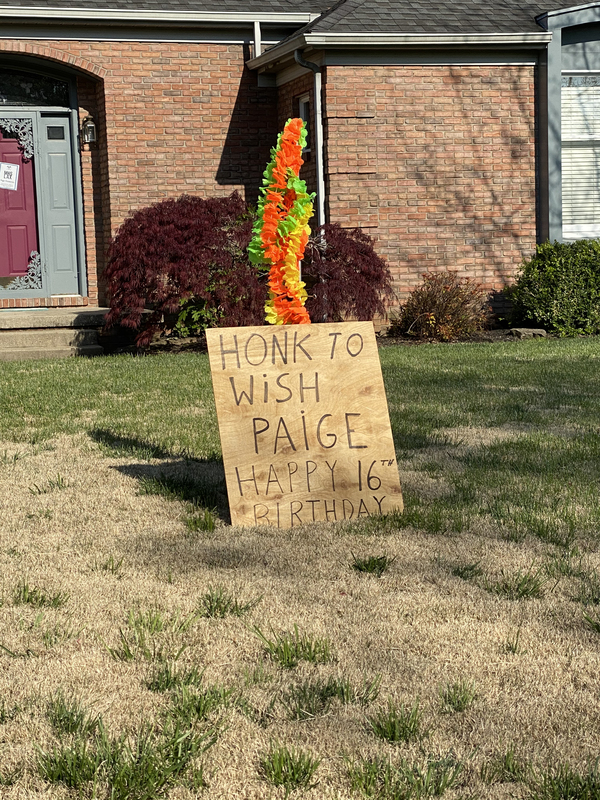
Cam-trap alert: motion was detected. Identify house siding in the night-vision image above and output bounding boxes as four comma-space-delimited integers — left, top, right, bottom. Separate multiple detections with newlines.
0, 39, 277, 308
322, 64, 538, 303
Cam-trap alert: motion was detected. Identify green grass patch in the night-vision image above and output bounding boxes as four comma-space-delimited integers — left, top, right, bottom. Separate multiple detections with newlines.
37, 719, 215, 798
487, 567, 548, 600
280, 674, 381, 720
146, 662, 204, 693
259, 742, 320, 797
583, 610, 600, 634
13, 579, 68, 609
573, 571, 600, 605
528, 762, 600, 799
0, 354, 221, 457
198, 585, 261, 618
47, 691, 100, 737
367, 699, 424, 744
184, 508, 217, 533
254, 625, 333, 669
166, 684, 237, 725
439, 679, 478, 713
103, 627, 186, 663
351, 553, 396, 576
451, 561, 483, 581
480, 746, 528, 784
347, 753, 462, 798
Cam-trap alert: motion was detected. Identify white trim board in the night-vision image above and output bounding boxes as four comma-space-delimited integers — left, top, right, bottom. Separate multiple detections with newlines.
0, 7, 320, 22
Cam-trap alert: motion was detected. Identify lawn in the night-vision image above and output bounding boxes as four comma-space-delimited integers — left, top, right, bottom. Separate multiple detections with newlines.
1, 337, 600, 799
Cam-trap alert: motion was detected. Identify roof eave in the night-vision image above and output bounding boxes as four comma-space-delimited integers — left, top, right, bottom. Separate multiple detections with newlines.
0, 6, 321, 24
247, 31, 553, 71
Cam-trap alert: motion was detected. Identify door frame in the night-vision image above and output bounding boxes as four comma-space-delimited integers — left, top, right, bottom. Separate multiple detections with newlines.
0, 64, 86, 300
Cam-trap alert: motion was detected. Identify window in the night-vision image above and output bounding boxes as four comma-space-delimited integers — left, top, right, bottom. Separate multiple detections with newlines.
0, 68, 69, 107
298, 93, 311, 153
561, 74, 600, 239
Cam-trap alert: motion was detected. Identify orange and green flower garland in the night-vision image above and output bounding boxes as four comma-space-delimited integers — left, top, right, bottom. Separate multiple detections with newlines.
249, 118, 315, 325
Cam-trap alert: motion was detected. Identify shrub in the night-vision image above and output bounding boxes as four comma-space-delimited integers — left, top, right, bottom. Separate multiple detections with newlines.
390, 271, 489, 341
104, 192, 264, 347
105, 199, 393, 345
302, 224, 394, 322
510, 239, 600, 336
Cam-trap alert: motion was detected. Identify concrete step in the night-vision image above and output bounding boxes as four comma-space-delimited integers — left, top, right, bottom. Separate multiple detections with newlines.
0, 344, 104, 361
0, 308, 108, 330
0, 328, 100, 349
0, 308, 108, 360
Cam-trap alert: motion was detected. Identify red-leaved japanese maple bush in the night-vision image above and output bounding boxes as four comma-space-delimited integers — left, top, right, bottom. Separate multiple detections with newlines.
104, 196, 394, 346
303, 224, 394, 322
104, 192, 265, 347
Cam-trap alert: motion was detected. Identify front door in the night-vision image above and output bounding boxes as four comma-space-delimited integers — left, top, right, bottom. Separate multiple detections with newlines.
0, 115, 41, 291
0, 107, 82, 298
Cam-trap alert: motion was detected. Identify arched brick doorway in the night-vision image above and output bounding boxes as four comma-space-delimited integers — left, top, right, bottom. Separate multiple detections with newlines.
0, 62, 86, 301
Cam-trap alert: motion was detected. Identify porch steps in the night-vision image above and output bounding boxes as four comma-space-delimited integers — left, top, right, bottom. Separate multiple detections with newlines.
0, 308, 108, 360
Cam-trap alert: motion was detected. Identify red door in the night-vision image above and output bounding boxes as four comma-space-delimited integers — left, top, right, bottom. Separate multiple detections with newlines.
0, 130, 38, 279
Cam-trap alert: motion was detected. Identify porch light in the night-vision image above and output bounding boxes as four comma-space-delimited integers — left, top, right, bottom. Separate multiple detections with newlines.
81, 115, 97, 144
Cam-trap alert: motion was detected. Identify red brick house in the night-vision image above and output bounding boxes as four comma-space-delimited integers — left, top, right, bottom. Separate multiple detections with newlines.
0, 0, 597, 314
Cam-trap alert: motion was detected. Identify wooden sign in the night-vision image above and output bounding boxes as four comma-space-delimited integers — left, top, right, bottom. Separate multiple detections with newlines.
206, 322, 403, 528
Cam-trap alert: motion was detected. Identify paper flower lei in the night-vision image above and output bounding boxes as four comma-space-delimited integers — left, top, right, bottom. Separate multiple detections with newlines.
249, 118, 315, 325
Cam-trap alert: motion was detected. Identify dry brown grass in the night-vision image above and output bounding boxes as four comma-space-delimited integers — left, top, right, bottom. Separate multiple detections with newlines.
1, 432, 600, 798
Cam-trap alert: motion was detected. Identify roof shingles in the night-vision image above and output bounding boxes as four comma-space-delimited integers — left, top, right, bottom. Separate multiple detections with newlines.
286, 0, 569, 35
0, 0, 330, 13
0, 0, 580, 33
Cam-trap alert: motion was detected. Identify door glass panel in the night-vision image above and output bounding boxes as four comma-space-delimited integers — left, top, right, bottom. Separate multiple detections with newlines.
47, 126, 65, 140
0, 68, 69, 107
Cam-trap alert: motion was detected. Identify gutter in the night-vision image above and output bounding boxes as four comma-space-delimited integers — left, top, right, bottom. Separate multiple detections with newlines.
248, 30, 552, 71
294, 49, 325, 229
0, 7, 321, 23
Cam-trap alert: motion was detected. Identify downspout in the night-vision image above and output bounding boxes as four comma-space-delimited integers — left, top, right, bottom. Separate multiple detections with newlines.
294, 49, 325, 229
253, 20, 262, 58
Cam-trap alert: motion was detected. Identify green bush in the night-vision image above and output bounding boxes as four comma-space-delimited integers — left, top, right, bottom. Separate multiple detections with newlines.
511, 239, 600, 336
390, 271, 489, 341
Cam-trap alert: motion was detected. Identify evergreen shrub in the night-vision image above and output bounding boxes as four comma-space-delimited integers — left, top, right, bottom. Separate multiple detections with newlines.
510, 239, 600, 336
390, 271, 489, 341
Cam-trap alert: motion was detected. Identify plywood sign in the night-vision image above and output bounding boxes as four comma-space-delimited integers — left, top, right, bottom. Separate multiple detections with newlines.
206, 321, 403, 528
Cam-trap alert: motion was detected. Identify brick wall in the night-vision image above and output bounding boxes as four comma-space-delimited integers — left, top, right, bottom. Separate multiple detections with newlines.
277, 64, 537, 309
324, 64, 538, 303
0, 39, 277, 308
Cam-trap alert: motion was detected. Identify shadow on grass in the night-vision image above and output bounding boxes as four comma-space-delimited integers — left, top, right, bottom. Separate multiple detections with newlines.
89, 429, 181, 461
114, 461, 230, 524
